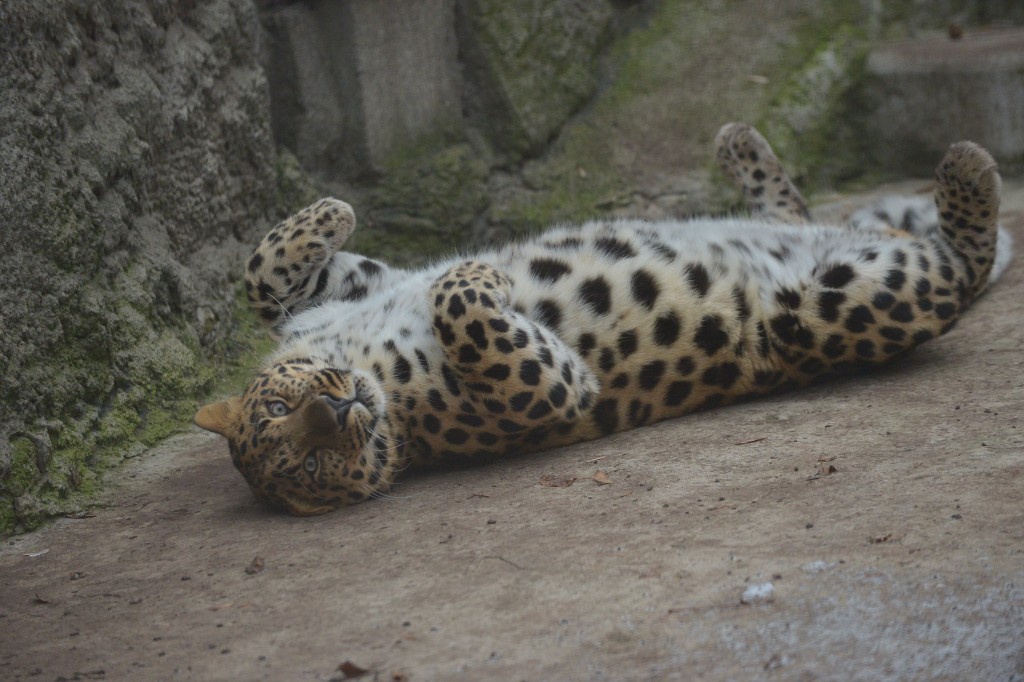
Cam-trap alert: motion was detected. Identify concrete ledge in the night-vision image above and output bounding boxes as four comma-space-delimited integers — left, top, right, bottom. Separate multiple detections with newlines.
866, 28, 1024, 173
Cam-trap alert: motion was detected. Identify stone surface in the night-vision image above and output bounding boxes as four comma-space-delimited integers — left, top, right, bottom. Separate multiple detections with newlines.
866, 27, 1024, 175
1, 179, 1021, 682
261, 0, 463, 178
457, 0, 615, 158
0, 0, 280, 534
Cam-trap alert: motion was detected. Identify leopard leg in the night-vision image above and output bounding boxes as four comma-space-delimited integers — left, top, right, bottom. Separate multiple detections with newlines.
245, 198, 394, 332
933, 142, 1001, 299
762, 141, 1001, 386
715, 122, 812, 224
428, 261, 599, 433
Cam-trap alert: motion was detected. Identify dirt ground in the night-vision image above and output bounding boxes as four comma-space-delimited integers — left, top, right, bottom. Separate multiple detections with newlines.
2, 184, 1023, 682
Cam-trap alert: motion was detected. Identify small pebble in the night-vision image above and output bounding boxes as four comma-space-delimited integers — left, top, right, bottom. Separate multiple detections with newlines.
741, 582, 774, 605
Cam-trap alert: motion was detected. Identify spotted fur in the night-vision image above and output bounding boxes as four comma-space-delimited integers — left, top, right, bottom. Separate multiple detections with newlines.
196, 125, 1010, 516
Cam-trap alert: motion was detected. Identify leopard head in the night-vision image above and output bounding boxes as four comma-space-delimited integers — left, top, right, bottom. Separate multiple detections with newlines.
194, 362, 396, 515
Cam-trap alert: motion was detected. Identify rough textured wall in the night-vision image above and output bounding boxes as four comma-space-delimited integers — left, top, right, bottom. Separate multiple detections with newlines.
0, 0, 281, 534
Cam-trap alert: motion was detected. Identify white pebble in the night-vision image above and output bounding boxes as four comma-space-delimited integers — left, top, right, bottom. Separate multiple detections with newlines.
741, 581, 774, 604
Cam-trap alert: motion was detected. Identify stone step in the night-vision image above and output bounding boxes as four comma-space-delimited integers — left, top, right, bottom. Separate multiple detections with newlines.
865, 27, 1024, 175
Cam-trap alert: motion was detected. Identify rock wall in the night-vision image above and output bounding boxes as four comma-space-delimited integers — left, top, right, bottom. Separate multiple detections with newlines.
0, 0, 283, 533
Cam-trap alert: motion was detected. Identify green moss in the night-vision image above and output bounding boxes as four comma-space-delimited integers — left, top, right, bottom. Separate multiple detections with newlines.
6, 437, 39, 498
348, 141, 491, 264
756, 23, 871, 192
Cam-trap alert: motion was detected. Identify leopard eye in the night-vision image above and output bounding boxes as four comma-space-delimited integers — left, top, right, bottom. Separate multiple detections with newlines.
303, 454, 318, 472
268, 400, 291, 417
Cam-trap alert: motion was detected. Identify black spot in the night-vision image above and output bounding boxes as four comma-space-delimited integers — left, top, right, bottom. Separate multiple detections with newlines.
676, 356, 695, 375
548, 383, 568, 407
458, 344, 482, 364
529, 258, 571, 283
495, 337, 514, 354
939, 264, 955, 282
393, 355, 412, 384
664, 381, 692, 407
595, 237, 637, 260
685, 263, 711, 297
427, 389, 448, 412
441, 364, 461, 396
630, 270, 660, 309
617, 330, 638, 358
694, 315, 729, 356
844, 305, 875, 333
817, 291, 846, 322
520, 359, 542, 386
527, 400, 553, 420
855, 339, 875, 359
912, 330, 934, 344
822, 333, 846, 359
638, 361, 666, 390
888, 302, 914, 323
466, 320, 489, 349
423, 414, 441, 434
510, 391, 534, 412
248, 253, 264, 272
311, 269, 330, 298
884, 269, 906, 291
628, 400, 652, 427
771, 314, 815, 349
537, 345, 554, 367
498, 419, 527, 433
935, 302, 957, 320
579, 277, 612, 315
610, 373, 629, 389
893, 250, 907, 266
820, 264, 855, 289
483, 399, 506, 414
359, 260, 382, 276
577, 333, 596, 356
702, 362, 740, 389
482, 363, 511, 381
534, 299, 562, 330
775, 288, 802, 309
914, 278, 932, 296
872, 291, 896, 310
756, 322, 770, 357
456, 414, 485, 428
592, 399, 620, 435
513, 328, 529, 348
444, 428, 469, 445
880, 326, 906, 341
599, 348, 616, 373
733, 287, 751, 321
489, 318, 510, 333
653, 312, 681, 346
447, 293, 466, 319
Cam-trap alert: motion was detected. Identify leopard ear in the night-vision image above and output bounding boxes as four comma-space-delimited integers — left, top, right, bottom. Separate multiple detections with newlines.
194, 397, 243, 439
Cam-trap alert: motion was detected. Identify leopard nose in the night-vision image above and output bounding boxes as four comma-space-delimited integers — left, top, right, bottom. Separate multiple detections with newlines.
323, 395, 355, 426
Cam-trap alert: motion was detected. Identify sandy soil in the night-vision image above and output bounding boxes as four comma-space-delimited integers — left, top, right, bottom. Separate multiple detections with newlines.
2, 186, 1023, 682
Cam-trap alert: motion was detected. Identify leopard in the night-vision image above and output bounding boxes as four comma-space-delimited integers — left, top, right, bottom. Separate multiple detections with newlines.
195, 122, 1011, 516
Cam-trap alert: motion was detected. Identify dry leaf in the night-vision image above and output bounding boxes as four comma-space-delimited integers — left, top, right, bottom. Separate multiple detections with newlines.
33, 593, 52, 605
24, 548, 49, 558
539, 475, 577, 488
337, 660, 369, 678
245, 556, 265, 575
592, 470, 612, 485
